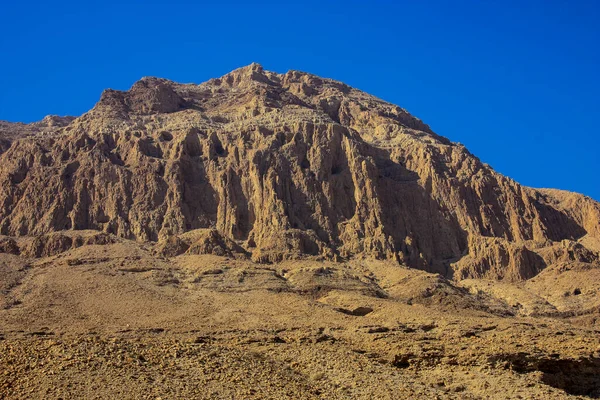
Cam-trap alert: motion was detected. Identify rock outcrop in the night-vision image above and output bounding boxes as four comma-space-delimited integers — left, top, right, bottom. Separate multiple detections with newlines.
156, 229, 248, 258
0, 63, 598, 279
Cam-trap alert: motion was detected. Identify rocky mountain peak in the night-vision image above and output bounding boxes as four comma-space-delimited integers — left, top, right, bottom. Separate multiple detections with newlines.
94, 77, 186, 116
0, 65, 598, 281
37, 115, 76, 127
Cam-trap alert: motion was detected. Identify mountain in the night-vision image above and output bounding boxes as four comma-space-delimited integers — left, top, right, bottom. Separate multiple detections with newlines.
1, 64, 600, 398
1, 63, 598, 280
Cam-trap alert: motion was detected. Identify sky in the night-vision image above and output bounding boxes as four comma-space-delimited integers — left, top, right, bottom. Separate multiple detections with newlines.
1, 0, 598, 200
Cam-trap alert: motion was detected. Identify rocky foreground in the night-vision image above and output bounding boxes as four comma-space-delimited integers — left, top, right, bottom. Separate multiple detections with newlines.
0, 64, 599, 398
0, 235, 599, 399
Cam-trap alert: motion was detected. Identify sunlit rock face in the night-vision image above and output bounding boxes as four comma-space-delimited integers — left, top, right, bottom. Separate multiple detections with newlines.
0, 63, 598, 278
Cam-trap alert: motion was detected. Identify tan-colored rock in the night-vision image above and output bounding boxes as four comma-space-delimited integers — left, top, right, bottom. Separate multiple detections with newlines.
0, 64, 598, 281
0, 236, 20, 255
18, 231, 117, 258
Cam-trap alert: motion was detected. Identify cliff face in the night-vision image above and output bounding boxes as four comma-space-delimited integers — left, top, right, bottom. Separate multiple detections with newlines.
0, 63, 598, 278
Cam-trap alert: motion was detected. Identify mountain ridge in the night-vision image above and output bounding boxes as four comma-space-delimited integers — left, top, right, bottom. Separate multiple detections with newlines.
0, 64, 598, 281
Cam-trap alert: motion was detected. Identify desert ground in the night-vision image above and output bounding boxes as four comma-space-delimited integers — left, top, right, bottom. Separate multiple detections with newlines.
1, 231, 599, 399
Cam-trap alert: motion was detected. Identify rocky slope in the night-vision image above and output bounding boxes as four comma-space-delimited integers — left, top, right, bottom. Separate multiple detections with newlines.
1, 64, 600, 399
1, 242, 599, 399
0, 63, 598, 280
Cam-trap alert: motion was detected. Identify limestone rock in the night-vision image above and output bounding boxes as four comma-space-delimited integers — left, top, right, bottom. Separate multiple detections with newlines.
20, 231, 117, 258
0, 237, 20, 255
157, 229, 248, 258
185, 229, 247, 258
0, 64, 598, 279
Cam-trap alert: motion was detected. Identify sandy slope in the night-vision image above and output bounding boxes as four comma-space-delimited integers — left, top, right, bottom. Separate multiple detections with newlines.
1, 238, 599, 399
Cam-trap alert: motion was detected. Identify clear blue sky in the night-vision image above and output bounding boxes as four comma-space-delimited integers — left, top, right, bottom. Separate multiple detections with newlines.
1, 0, 598, 200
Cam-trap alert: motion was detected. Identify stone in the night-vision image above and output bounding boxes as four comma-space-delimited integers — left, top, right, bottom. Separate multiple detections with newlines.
0, 64, 598, 280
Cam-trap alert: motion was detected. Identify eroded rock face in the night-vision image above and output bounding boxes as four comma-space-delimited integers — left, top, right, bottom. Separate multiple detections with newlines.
156, 229, 248, 258
0, 64, 598, 278
0, 237, 20, 255
20, 232, 117, 258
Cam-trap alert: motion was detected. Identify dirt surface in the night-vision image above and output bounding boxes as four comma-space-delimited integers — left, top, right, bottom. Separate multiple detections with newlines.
1, 238, 599, 399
